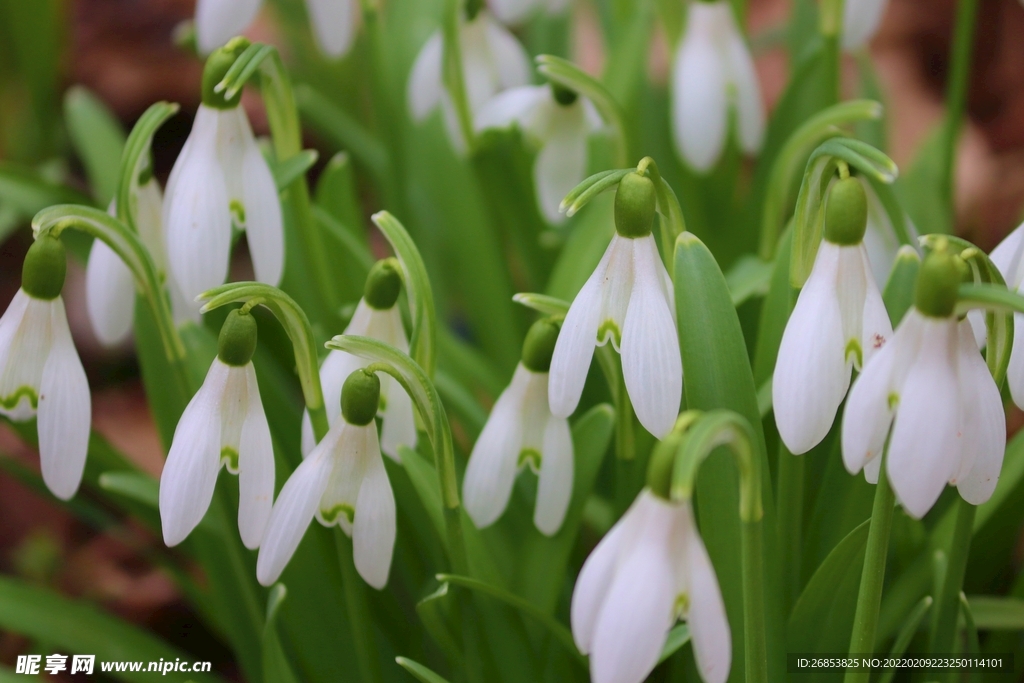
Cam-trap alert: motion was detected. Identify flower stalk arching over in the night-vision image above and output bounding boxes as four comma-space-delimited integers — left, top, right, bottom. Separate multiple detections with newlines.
195, 0, 361, 58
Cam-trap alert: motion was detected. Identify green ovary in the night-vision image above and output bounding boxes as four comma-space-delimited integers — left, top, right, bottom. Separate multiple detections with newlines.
320, 504, 356, 525
518, 448, 542, 473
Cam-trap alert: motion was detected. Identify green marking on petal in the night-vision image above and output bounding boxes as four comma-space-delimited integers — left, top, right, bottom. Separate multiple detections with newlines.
220, 446, 240, 473
320, 504, 355, 525
518, 448, 542, 473
845, 338, 863, 368
230, 199, 246, 227
887, 392, 899, 410
597, 319, 622, 348
674, 592, 690, 619
0, 387, 39, 412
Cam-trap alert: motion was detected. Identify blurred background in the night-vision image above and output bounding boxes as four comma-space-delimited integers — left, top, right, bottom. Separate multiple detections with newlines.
1, 0, 1024, 678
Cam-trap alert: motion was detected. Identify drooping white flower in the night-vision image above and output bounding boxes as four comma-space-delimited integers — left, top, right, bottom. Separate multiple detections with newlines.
571, 490, 731, 683
670, 0, 764, 172
163, 103, 283, 313
258, 369, 396, 589
0, 237, 90, 501
489, 0, 571, 25
159, 310, 274, 548
195, 0, 360, 58
407, 8, 531, 153
475, 84, 603, 223
842, 0, 890, 51
464, 318, 573, 534
549, 174, 681, 438
774, 178, 893, 454
843, 304, 1005, 518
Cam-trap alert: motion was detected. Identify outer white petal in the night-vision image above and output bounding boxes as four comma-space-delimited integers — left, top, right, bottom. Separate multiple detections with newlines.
353, 433, 396, 589
679, 505, 731, 683
305, 0, 358, 58
240, 121, 285, 287
0, 294, 52, 420
37, 299, 91, 501
474, 85, 546, 132
462, 367, 527, 528
195, 0, 262, 54
773, 243, 849, 454
989, 222, 1024, 289
380, 377, 417, 461
303, 348, 363, 455
671, 5, 728, 172
862, 184, 902, 288
237, 364, 275, 549
571, 520, 625, 654
887, 318, 959, 519
489, 0, 541, 25
722, 12, 764, 155
256, 447, 333, 585
135, 179, 167, 265
482, 15, 532, 90
955, 323, 1005, 504
85, 238, 135, 346
534, 414, 573, 535
842, 0, 890, 50
408, 32, 444, 121
159, 360, 229, 545
858, 245, 894, 367
534, 113, 589, 224
1008, 312, 1024, 409
863, 449, 882, 484
621, 235, 682, 438
0, 291, 32, 414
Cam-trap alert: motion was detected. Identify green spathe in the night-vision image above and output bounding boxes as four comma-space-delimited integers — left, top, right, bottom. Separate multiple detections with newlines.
521, 318, 561, 373
914, 246, 964, 319
342, 369, 381, 426
614, 172, 656, 238
823, 177, 867, 246
218, 309, 258, 366
364, 260, 402, 310
201, 38, 250, 109
22, 235, 67, 301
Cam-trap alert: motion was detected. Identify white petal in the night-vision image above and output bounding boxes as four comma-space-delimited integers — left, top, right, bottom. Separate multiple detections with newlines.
240, 125, 285, 287
954, 323, 1005, 504
317, 421, 369, 534
967, 310, 987, 351
237, 364, 275, 549
774, 242, 849, 454
533, 414, 573, 535
37, 299, 91, 501
887, 318, 960, 519
862, 183, 902, 288
842, 0, 890, 50
621, 235, 682, 438
408, 32, 444, 121
679, 505, 731, 683
474, 85, 545, 132
858, 245, 894, 366
488, 0, 540, 24
481, 15, 532, 91
0, 293, 52, 419
135, 179, 167, 266
159, 360, 229, 545
305, 0, 358, 57
353, 435, 396, 589
571, 520, 625, 654
1007, 311, 1024, 410
195, 0, 262, 54
863, 449, 882, 484
380, 377, 417, 461
256, 447, 333, 585
462, 366, 527, 528
671, 4, 728, 172
722, 11, 764, 155
989, 221, 1024, 289
534, 125, 588, 224
85, 238, 135, 346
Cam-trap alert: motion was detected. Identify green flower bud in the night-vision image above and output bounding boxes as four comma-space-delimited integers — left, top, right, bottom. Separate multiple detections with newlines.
21, 235, 67, 301
201, 38, 250, 109
914, 244, 965, 319
823, 177, 868, 246
341, 369, 381, 426
465, 0, 484, 20
521, 318, 561, 373
614, 172, 657, 239
364, 260, 402, 310
217, 309, 258, 366
552, 83, 579, 107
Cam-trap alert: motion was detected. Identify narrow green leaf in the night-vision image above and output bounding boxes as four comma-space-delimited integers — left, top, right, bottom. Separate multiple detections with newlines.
63, 86, 126, 206
966, 596, 1024, 630
752, 227, 795, 386
877, 596, 932, 683
97, 471, 158, 510
270, 148, 318, 191
960, 593, 980, 657
658, 624, 691, 664
115, 101, 179, 238
262, 585, 301, 683
725, 255, 774, 306
395, 657, 454, 683
415, 583, 464, 667
0, 163, 93, 217
881, 245, 920, 326
511, 292, 570, 317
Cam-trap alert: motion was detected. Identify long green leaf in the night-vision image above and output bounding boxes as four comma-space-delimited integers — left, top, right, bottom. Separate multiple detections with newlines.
966, 596, 1024, 630
63, 86, 126, 206
395, 657, 454, 683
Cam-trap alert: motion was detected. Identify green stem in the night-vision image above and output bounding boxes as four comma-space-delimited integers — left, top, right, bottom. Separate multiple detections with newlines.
596, 346, 635, 462
819, 0, 842, 106
776, 443, 804, 610
742, 519, 769, 683
844, 449, 895, 683
929, 498, 976, 656
442, 0, 475, 152
939, 0, 979, 219
334, 529, 384, 683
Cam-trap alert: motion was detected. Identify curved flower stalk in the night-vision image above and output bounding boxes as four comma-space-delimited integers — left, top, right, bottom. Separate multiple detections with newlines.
0, 236, 90, 501
549, 170, 682, 438
407, 4, 531, 154
464, 318, 573, 535
774, 176, 892, 454
476, 83, 603, 223
842, 247, 1005, 518
489, 0, 569, 25
258, 369, 396, 589
195, 0, 360, 58
163, 41, 284, 314
301, 260, 417, 460
842, 0, 890, 51
670, 0, 764, 172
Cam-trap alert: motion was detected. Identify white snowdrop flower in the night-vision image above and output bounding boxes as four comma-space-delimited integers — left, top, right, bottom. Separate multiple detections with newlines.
464, 319, 573, 535
300, 261, 416, 460
163, 45, 284, 314
571, 490, 731, 683
258, 369, 396, 589
0, 236, 90, 501
670, 0, 764, 172
407, 4, 531, 154
842, 249, 1006, 518
842, 0, 890, 51
489, 0, 570, 25
195, 0, 360, 58
475, 84, 603, 223
549, 173, 682, 438
159, 310, 274, 548
774, 177, 892, 454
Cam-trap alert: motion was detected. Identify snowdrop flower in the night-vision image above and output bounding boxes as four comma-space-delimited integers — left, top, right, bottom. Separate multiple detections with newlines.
774, 177, 893, 454
464, 318, 573, 535
476, 83, 603, 223
195, 0, 360, 58
843, 248, 1005, 518
159, 309, 274, 548
671, 0, 764, 172
549, 172, 682, 438
489, 0, 570, 25
0, 236, 90, 500
407, 2, 531, 153
300, 260, 416, 460
258, 369, 396, 588
163, 42, 284, 314
842, 0, 890, 51
571, 489, 730, 683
